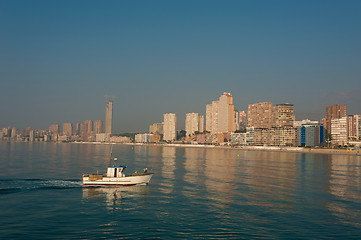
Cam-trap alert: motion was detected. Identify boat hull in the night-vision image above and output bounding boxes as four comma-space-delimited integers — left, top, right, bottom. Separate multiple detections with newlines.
83, 173, 153, 186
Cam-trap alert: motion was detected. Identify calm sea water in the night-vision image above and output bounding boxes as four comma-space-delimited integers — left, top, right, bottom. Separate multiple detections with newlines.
1, 142, 361, 239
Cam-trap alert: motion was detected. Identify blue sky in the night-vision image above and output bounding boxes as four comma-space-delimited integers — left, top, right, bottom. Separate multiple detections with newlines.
1, 0, 361, 132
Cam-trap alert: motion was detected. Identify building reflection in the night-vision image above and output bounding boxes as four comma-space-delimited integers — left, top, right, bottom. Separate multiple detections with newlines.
326, 154, 361, 227
242, 150, 298, 213
204, 148, 237, 208
183, 147, 206, 186
159, 146, 176, 194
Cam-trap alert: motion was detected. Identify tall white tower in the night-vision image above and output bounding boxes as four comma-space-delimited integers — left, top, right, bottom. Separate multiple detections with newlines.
105, 95, 114, 134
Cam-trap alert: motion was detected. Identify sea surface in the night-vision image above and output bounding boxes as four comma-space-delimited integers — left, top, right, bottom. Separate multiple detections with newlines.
0, 142, 361, 239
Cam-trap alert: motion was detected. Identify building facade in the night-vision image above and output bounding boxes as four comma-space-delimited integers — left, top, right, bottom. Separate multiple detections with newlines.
297, 125, 324, 147
325, 104, 347, 134
331, 117, 347, 146
185, 113, 204, 137
93, 120, 103, 134
274, 103, 294, 127
63, 123, 73, 137
163, 113, 177, 141
105, 98, 113, 134
149, 123, 164, 135
247, 102, 274, 129
206, 93, 235, 133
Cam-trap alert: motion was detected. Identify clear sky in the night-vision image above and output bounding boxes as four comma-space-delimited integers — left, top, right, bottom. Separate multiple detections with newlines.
1, 0, 361, 132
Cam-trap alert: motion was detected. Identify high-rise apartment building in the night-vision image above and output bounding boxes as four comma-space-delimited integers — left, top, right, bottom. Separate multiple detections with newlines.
93, 120, 103, 134
199, 115, 204, 133
185, 113, 204, 137
325, 104, 347, 134
149, 123, 164, 135
84, 120, 93, 140
75, 122, 81, 136
63, 123, 73, 137
355, 115, 361, 140
206, 93, 235, 133
247, 102, 274, 129
79, 123, 85, 139
105, 97, 113, 134
218, 93, 236, 133
206, 104, 212, 132
163, 113, 177, 141
211, 101, 219, 133
347, 115, 361, 140
235, 110, 247, 131
331, 117, 347, 145
49, 124, 59, 135
11, 127, 16, 139
274, 103, 295, 127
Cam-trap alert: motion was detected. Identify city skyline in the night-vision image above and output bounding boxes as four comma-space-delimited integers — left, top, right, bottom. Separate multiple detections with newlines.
1, 1, 361, 132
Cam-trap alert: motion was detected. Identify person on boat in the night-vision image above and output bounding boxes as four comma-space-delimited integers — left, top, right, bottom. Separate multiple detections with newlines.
143, 168, 148, 173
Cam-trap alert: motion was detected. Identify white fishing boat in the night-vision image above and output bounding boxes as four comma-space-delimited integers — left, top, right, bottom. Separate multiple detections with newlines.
82, 152, 153, 186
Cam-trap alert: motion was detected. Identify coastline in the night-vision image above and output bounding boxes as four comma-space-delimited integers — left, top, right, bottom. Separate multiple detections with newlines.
69, 141, 361, 156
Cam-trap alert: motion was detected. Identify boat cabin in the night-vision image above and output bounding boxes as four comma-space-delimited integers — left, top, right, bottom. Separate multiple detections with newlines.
106, 166, 126, 177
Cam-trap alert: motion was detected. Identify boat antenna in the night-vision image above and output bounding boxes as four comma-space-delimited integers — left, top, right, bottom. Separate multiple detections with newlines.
109, 144, 113, 166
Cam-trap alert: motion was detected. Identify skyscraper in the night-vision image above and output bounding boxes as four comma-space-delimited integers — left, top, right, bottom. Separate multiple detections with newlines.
49, 124, 59, 135
206, 104, 212, 132
93, 120, 103, 134
217, 93, 236, 133
84, 120, 93, 140
105, 97, 114, 134
63, 123, 73, 137
325, 104, 347, 134
185, 113, 204, 137
163, 113, 177, 141
75, 122, 81, 136
206, 93, 235, 133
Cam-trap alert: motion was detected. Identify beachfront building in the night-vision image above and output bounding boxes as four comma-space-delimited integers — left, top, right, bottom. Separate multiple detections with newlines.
230, 133, 247, 145
331, 117, 347, 146
235, 110, 247, 131
247, 102, 274, 129
149, 122, 164, 135
163, 113, 177, 141
62, 123, 73, 137
93, 120, 103, 134
206, 93, 236, 134
274, 103, 295, 127
135, 133, 151, 143
347, 115, 361, 141
297, 125, 324, 147
185, 113, 204, 137
84, 120, 93, 141
325, 104, 347, 134
49, 124, 59, 135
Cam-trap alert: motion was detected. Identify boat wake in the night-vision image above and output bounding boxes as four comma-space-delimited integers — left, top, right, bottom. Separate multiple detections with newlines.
0, 179, 82, 195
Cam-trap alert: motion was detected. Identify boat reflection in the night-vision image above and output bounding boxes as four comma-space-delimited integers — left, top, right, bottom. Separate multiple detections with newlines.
82, 186, 151, 208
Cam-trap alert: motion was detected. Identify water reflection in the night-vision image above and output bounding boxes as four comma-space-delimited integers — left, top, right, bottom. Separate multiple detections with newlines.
327, 154, 361, 227
204, 148, 237, 208
159, 147, 176, 194
82, 186, 151, 209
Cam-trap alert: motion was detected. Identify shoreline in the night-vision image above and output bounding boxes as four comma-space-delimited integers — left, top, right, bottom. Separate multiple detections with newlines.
71, 141, 361, 156
2, 141, 360, 156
